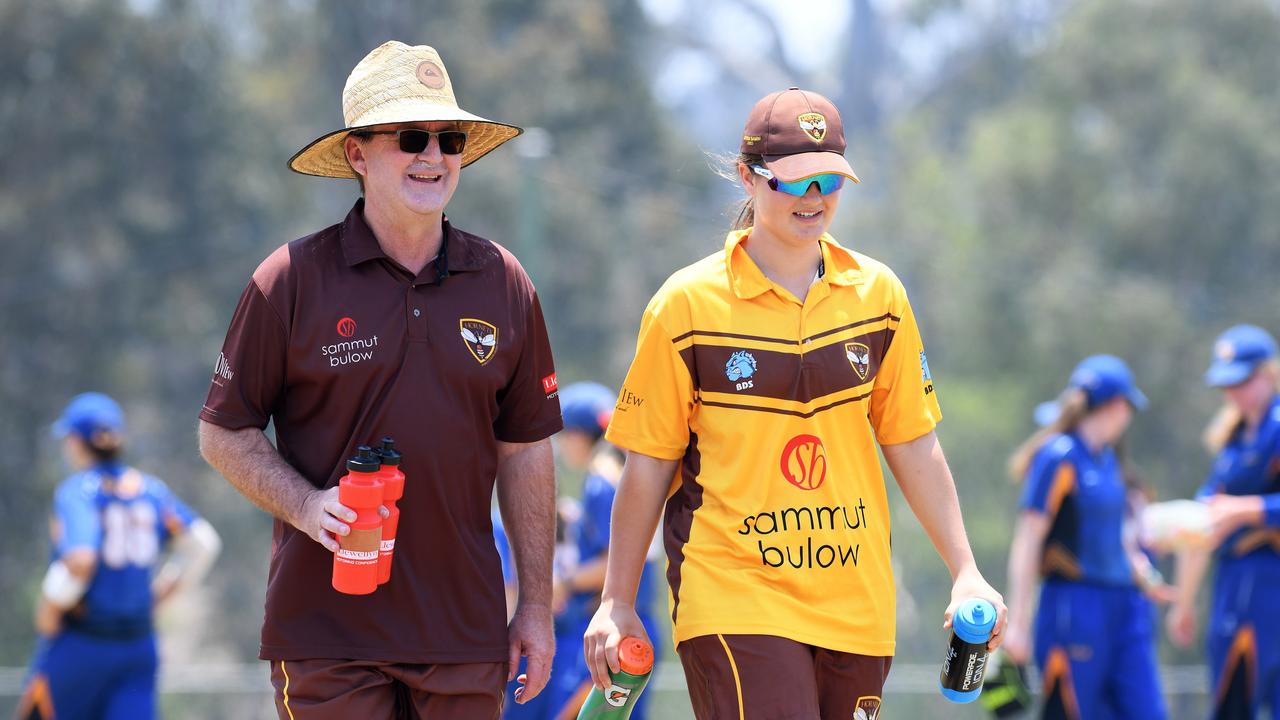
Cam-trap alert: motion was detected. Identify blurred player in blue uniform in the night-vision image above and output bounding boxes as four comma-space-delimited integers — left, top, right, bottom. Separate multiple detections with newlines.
15, 393, 221, 720
1168, 325, 1280, 719
1003, 356, 1168, 719
551, 382, 662, 720
496, 497, 584, 720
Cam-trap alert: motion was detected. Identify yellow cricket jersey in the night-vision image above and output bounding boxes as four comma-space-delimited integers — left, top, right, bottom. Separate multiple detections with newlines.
606, 229, 942, 656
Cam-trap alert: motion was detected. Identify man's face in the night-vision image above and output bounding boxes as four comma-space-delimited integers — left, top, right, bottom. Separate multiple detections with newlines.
345, 121, 463, 217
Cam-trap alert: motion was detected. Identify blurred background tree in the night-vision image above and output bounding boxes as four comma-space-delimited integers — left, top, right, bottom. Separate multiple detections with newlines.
2, 0, 1277, 716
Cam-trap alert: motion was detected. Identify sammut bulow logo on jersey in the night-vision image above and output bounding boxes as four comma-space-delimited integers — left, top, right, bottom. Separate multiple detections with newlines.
321, 317, 379, 368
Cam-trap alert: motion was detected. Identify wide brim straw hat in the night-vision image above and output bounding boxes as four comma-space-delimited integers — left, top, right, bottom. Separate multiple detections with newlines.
289, 41, 523, 178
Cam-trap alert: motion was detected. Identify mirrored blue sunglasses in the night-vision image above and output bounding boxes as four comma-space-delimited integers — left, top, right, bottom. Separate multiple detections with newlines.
751, 165, 845, 196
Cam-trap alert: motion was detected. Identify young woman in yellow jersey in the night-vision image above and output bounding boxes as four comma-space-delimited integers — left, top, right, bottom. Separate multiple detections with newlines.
582, 88, 1005, 719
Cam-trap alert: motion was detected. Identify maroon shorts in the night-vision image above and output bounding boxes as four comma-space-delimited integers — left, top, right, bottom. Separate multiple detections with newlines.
269, 658, 506, 720
677, 634, 892, 720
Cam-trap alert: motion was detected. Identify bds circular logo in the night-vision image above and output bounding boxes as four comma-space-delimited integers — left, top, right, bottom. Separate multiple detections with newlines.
336, 317, 357, 338
780, 434, 827, 491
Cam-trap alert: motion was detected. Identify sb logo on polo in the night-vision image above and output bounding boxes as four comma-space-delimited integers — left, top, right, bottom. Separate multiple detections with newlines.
781, 434, 827, 491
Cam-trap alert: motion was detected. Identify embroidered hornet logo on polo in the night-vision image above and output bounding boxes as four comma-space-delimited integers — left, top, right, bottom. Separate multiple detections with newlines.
798, 112, 827, 142
460, 319, 498, 364
845, 342, 871, 381
854, 696, 881, 720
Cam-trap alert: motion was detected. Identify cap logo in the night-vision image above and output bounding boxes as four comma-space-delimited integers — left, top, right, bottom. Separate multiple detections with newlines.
798, 112, 827, 142
1215, 340, 1236, 361
742, 134, 762, 146
416, 61, 446, 89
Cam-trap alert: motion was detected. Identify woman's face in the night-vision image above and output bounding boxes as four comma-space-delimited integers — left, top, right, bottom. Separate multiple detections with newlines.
738, 163, 841, 246
1222, 365, 1276, 417
1092, 397, 1134, 445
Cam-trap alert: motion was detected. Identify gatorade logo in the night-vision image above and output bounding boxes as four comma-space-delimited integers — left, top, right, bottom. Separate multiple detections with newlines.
781, 435, 827, 491
605, 684, 631, 708
337, 317, 357, 338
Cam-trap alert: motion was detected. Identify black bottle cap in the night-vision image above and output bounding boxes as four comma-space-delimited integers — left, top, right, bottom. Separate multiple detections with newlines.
377, 437, 402, 466
347, 445, 381, 473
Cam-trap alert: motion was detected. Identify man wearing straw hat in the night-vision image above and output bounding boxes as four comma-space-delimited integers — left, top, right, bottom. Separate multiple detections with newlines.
198, 41, 562, 718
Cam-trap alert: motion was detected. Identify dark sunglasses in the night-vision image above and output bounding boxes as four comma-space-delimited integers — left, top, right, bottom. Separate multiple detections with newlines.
751, 165, 844, 196
358, 129, 468, 155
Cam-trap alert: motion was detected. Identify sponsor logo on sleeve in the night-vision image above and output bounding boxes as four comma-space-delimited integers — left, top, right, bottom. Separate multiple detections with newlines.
921, 350, 934, 395
725, 350, 758, 391
212, 352, 234, 387
460, 319, 498, 365
542, 373, 558, 397
616, 387, 644, 411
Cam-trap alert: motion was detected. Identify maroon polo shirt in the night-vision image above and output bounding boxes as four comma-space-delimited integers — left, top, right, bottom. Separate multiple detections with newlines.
200, 199, 562, 663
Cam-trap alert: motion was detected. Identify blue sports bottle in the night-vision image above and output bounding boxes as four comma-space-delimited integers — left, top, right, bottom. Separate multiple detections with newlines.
939, 598, 996, 703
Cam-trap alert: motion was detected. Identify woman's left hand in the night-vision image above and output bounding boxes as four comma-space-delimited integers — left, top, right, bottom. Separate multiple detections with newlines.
945, 565, 1007, 652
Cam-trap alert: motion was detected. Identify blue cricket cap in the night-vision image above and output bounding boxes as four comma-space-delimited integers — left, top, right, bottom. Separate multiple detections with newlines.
1069, 355, 1148, 410
1037, 355, 1147, 425
52, 392, 125, 441
558, 382, 615, 440
1205, 325, 1278, 388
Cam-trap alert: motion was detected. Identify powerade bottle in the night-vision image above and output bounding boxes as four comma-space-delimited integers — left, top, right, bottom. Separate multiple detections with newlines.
939, 598, 996, 703
331, 446, 384, 595
375, 437, 404, 585
576, 637, 654, 719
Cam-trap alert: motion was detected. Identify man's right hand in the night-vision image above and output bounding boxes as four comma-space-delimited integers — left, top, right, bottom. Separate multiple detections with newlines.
583, 598, 649, 691
297, 487, 355, 553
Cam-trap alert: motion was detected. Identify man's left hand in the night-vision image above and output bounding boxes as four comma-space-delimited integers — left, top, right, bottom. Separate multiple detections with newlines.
944, 565, 1007, 652
507, 603, 554, 704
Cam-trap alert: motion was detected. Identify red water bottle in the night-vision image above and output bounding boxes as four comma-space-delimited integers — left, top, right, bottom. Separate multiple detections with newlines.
375, 437, 404, 585
332, 446, 384, 595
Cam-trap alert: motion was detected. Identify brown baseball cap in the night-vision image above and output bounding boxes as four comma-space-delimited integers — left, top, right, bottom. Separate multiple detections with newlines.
739, 87, 859, 184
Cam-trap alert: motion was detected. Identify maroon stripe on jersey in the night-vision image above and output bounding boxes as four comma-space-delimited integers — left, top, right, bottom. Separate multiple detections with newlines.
686, 327, 896, 404
669, 313, 899, 346
700, 392, 872, 418
665, 432, 704, 626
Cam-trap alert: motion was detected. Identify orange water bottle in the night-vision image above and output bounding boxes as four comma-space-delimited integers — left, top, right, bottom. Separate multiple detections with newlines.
375, 437, 404, 585
331, 446, 384, 595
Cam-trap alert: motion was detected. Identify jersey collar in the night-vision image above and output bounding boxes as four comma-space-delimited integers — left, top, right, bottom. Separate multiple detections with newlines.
340, 199, 485, 273
725, 229, 864, 300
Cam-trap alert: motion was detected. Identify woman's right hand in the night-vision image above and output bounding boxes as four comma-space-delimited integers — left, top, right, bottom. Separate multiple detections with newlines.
583, 598, 649, 690
1001, 616, 1032, 666
1166, 602, 1197, 648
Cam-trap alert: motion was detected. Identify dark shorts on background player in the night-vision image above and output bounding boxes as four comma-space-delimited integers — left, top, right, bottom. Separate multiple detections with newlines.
17, 631, 157, 720
677, 634, 890, 720
270, 658, 505, 720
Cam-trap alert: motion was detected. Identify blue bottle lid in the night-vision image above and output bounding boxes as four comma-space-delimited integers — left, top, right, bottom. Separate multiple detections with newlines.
952, 598, 997, 645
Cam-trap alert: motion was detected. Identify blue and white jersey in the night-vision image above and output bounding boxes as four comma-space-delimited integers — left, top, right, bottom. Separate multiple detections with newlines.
1199, 395, 1280, 559
1020, 433, 1133, 587
51, 462, 197, 636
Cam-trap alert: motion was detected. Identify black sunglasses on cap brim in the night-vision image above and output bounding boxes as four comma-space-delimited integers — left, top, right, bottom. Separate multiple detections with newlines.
355, 128, 468, 155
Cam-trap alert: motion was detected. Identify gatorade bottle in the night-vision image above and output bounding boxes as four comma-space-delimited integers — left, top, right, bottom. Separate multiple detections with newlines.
375, 437, 404, 585
331, 446, 384, 595
939, 598, 997, 703
576, 637, 654, 719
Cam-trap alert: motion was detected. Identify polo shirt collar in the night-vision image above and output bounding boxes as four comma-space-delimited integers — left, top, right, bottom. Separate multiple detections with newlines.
725, 229, 864, 300
339, 199, 485, 272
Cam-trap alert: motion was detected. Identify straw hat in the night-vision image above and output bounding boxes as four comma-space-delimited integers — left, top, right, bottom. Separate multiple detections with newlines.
289, 41, 523, 178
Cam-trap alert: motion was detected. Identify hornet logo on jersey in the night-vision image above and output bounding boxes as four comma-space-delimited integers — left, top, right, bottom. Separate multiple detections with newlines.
845, 342, 871, 381
460, 319, 498, 365
725, 350, 758, 391
854, 696, 881, 720
798, 112, 827, 142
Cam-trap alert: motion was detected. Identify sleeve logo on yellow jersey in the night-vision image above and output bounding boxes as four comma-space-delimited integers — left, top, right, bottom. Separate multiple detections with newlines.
781, 434, 827, 491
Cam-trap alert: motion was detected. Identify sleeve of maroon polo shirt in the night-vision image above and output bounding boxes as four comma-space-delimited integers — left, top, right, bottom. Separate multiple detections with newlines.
199, 279, 287, 430
493, 289, 563, 443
